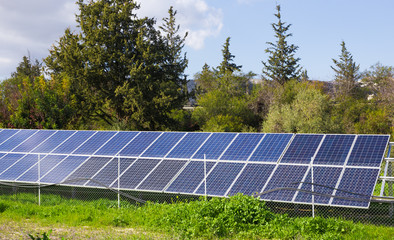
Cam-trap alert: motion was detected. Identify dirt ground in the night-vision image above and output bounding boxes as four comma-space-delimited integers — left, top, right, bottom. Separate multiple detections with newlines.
0, 219, 166, 240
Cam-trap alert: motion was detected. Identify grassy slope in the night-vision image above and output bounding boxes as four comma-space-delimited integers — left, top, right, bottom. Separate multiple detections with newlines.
0, 193, 392, 239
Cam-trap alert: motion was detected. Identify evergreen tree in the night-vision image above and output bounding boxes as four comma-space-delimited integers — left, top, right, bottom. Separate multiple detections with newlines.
159, 6, 189, 107
262, 5, 301, 85
331, 41, 360, 98
45, 0, 188, 130
218, 37, 242, 74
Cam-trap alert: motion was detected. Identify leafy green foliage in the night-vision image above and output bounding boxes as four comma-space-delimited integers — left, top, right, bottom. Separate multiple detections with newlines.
262, 81, 332, 133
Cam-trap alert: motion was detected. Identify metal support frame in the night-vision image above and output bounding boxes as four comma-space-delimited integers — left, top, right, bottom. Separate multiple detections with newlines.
380, 142, 393, 197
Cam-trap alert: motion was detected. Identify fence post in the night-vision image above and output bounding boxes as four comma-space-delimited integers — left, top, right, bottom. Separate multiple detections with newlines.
204, 154, 207, 201
38, 154, 40, 206
311, 157, 315, 218
118, 154, 120, 209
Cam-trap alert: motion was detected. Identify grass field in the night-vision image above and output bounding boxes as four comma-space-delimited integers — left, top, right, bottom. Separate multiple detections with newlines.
0, 193, 393, 239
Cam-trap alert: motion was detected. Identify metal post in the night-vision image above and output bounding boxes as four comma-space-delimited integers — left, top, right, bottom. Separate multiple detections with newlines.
311, 157, 315, 218
118, 155, 120, 209
204, 154, 207, 201
38, 154, 41, 206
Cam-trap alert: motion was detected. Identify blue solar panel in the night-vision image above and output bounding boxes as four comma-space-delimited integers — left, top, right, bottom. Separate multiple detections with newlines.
195, 162, 245, 196
0, 129, 19, 145
17, 155, 66, 182
40, 156, 88, 184
166, 161, 216, 193
87, 158, 135, 187
51, 131, 96, 154
0, 154, 39, 180
116, 159, 161, 189
31, 131, 76, 153
141, 132, 185, 158
220, 133, 264, 161
137, 160, 187, 191
249, 134, 293, 162
347, 135, 390, 167
192, 133, 237, 160
332, 168, 380, 208
0, 130, 37, 152
119, 132, 161, 157
64, 157, 112, 186
166, 133, 211, 159
280, 134, 323, 164
294, 166, 342, 204
314, 135, 355, 165
227, 163, 276, 196
260, 165, 308, 202
94, 132, 138, 156
0, 153, 25, 174
0, 129, 388, 209
12, 130, 55, 153
73, 131, 116, 155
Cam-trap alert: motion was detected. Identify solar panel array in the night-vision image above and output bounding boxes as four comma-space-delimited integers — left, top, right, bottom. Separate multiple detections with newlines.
0, 129, 389, 208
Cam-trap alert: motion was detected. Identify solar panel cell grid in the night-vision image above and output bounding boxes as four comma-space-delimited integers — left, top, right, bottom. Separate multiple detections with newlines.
0, 129, 20, 145
32, 131, 76, 153
119, 132, 161, 157
227, 163, 275, 196
220, 133, 264, 161
314, 135, 355, 165
137, 160, 187, 191
0, 154, 38, 180
166, 132, 210, 159
116, 159, 161, 189
0, 153, 25, 175
192, 133, 236, 160
0, 129, 389, 209
0, 130, 37, 152
87, 158, 135, 187
249, 133, 293, 162
12, 130, 55, 153
294, 166, 342, 204
73, 132, 116, 155
65, 157, 112, 186
166, 161, 216, 193
40, 156, 88, 184
260, 165, 308, 202
347, 135, 390, 167
195, 162, 245, 196
94, 132, 138, 156
141, 132, 185, 158
332, 168, 380, 208
51, 131, 96, 154
17, 155, 66, 182
280, 134, 323, 164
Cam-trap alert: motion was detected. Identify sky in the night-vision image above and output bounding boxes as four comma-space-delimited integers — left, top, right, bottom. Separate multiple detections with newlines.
1, 0, 394, 81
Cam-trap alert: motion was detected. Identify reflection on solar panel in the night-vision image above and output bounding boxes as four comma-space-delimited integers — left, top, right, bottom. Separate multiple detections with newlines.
0, 129, 389, 209
195, 162, 245, 196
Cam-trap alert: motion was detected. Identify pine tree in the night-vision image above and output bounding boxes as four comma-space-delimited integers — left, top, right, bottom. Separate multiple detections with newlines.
331, 41, 360, 98
218, 37, 242, 74
262, 5, 301, 85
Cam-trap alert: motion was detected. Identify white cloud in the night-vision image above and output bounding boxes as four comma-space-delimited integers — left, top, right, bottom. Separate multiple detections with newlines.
137, 0, 223, 50
0, 0, 77, 79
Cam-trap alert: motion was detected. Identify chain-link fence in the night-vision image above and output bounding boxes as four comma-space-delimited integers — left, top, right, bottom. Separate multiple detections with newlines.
0, 142, 392, 227
0, 174, 392, 227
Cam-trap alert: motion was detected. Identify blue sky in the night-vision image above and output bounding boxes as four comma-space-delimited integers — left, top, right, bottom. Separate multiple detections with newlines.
1, 0, 393, 81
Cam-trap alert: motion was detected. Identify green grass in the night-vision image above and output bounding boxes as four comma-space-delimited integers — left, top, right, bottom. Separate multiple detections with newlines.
0, 193, 392, 239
